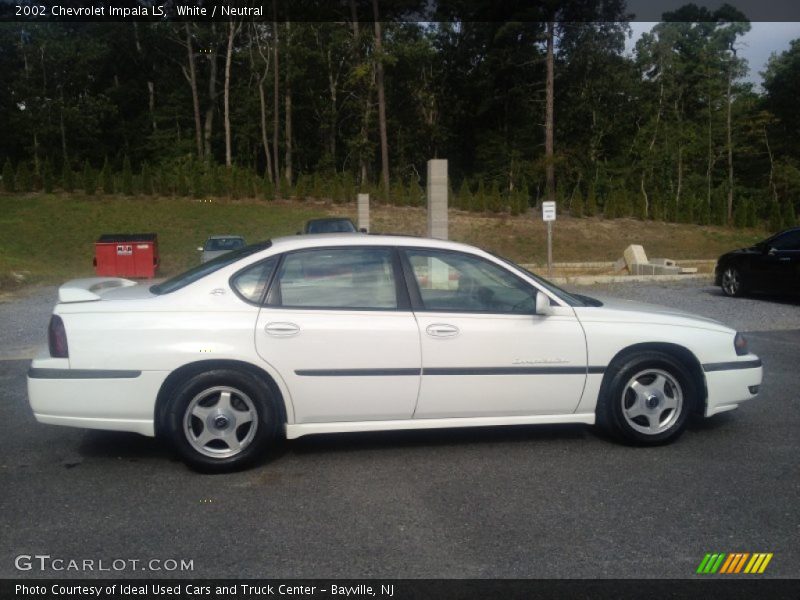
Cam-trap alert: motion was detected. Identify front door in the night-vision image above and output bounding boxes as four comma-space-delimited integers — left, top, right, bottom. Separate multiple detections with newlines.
401, 248, 588, 419
254, 246, 421, 423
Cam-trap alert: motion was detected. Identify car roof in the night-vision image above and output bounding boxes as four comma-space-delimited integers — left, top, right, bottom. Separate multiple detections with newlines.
268, 233, 485, 254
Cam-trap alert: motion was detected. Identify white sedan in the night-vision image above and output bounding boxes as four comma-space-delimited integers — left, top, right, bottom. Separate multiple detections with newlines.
28, 235, 762, 471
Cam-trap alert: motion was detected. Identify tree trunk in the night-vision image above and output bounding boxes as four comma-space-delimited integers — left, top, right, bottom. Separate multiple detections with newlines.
252, 25, 274, 183
203, 24, 219, 163
134, 23, 157, 134
272, 3, 281, 196
224, 21, 240, 168
59, 91, 68, 166
349, 0, 372, 186
372, 0, 390, 199
184, 24, 203, 159
284, 21, 293, 186
544, 20, 555, 205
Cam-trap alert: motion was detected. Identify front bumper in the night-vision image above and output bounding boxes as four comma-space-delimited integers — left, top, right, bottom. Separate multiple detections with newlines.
703, 356, 762, 417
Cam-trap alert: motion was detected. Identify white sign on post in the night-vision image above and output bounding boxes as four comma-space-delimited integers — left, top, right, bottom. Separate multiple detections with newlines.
541, 201, 556, 277
542, 201, 557, 222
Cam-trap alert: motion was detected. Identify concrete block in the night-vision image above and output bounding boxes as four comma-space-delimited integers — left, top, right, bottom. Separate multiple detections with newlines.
427, 159, 448, 240
357, 193, 369, 232
623, 244, 648, 268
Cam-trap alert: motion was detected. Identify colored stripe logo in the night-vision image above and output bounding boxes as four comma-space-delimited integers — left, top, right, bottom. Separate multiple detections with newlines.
696, 553, 773, 574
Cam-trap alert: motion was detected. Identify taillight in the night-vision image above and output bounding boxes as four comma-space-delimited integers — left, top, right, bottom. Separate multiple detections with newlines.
734, 332, 749, 356
48, 315, 69, 358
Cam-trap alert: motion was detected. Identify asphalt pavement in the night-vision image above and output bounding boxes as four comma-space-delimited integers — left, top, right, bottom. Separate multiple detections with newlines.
0, 325, 798, 579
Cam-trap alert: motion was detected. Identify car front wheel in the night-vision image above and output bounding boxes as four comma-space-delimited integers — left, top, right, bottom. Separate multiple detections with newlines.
721, 265, 746, 297
166, 369, 280, 472
598, 352, 695, 445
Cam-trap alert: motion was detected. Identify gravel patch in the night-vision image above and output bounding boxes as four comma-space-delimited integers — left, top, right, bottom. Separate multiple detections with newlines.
568, 278, 800, 333
0, 286, 57, 359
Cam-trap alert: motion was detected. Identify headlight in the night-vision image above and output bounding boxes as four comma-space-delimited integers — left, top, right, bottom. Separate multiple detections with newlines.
734, 332, 749, 356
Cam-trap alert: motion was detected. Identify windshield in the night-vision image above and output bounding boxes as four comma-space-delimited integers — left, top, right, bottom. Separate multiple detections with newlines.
489, 252, 587, 307
206, 237, 245, 252
306, 219, 357, 234
151, 241, 272, 295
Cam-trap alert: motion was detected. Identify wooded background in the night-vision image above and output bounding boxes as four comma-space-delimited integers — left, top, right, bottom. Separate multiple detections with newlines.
2, 2, 800, 230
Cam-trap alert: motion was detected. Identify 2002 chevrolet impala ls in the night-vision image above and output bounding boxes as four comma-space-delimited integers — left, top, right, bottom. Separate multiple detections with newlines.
28, 235, 762, 471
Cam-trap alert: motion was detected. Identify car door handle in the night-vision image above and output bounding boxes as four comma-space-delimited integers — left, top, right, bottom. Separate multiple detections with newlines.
265, 322, 300, 337
778, 257, 791, 262
426, 324, 459, 338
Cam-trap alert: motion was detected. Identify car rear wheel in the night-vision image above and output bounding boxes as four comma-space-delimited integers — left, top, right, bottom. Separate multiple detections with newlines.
166, 369, 280, 472
721, 266, 746, 297
598, 352, 695, 445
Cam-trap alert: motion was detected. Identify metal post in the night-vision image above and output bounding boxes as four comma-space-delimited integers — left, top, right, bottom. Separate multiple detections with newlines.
547, 220, 553, 278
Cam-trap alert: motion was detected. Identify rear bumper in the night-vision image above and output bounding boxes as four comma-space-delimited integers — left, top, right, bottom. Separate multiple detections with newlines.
27, 358, 166, 437
703, 357, 762, 417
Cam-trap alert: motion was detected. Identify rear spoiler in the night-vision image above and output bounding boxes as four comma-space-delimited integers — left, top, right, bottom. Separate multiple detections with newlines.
58, 277, 137, 303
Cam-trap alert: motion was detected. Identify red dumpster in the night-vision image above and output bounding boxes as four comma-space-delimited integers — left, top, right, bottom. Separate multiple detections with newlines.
94, 233, 159, 278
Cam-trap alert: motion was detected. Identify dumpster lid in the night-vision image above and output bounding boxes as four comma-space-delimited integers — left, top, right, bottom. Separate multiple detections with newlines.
97, 233, 157, 243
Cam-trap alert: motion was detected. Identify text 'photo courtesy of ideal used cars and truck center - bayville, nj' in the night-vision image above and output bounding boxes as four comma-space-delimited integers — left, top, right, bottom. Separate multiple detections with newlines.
1, 1, 799, 599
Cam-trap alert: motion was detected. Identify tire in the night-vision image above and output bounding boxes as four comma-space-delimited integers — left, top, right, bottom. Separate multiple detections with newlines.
720, 265, 746, 297
597, 351, 695, 445
166, 368, 280, 472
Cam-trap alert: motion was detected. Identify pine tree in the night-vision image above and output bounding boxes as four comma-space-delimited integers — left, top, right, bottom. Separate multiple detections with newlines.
141, 162, 153, 195
571, 191, 584, 218
697, 197, 711, 225
603, 190, 615, 218
585, 185, 597, 217
191, 162, 204, 198
487, 181, 504, 212
457, 180, 472, 211
82, 160, 96, 195
518, 182, 530, 215
263, 173, 275, 201
746, 198, 758, 228
16, 162, 31, 192
121, 156, 133, 195
768, 201, 782, 232
651, 192, 664, 221
101, 157, 114, 194
2, 159, 15, 193
474, 180, 487, 212
42, 158, 54, 193
733, 199, 747, 228
781, 200, 797, 228
61, 162, 74, 193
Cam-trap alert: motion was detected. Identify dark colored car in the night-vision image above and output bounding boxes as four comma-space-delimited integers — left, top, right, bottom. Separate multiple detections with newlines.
715, 227, 800, 297
302, 218, 364, 234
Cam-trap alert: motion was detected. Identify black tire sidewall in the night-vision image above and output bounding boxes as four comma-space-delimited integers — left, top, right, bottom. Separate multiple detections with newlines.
722, 265, 746, 297
601, 352, 695, 445
166, 369, 279, 472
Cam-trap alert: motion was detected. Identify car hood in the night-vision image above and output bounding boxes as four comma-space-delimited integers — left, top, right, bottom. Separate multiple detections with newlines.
573, 295, 732, 333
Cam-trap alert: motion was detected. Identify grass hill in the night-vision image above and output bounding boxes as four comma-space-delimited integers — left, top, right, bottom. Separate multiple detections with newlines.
0, 193, 766, 289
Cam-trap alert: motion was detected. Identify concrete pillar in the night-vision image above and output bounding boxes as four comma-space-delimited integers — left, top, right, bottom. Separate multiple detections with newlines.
426, 159, 448, 240
357, 193, 369, 232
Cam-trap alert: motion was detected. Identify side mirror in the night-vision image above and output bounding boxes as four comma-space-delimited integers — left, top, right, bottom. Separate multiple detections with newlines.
535, 291, 553, 316
196, 247, 203, 252
767, 246, 777, 255
359, 228, 368, 233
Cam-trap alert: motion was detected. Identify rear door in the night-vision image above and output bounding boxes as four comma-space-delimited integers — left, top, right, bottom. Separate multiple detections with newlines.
400, 247, 588, 419
254, 246, 421, 424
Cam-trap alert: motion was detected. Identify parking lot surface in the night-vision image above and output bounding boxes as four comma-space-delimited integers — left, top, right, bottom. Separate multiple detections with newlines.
0, 280, 798, 578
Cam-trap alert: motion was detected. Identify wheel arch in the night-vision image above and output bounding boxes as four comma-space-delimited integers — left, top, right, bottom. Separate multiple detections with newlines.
154, 359, 289, 438
600, 342, 707, 415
